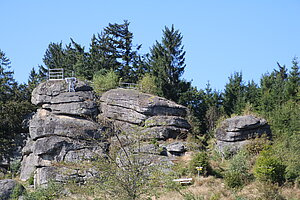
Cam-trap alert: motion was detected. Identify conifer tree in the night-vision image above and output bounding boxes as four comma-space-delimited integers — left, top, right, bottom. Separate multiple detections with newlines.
287, 57, 300, 100
148, 25, 188, 101
223, 72, 245, 116
90, 21, 142, 82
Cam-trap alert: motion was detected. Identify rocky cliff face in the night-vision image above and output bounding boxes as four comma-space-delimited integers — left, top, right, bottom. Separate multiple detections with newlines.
20, 82, 191, 187
20, 80, 107, 186
215, 115, 271, 154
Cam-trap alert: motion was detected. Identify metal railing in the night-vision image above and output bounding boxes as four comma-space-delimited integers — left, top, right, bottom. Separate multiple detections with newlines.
119, 82, 138, 89
48, 68, 64, 80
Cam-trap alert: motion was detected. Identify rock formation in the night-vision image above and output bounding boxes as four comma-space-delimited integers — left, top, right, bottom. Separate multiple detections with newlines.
215, 115, 271, 154
20, 83, 191, 187
20, 80, 107, 186
99, 88, 190, 140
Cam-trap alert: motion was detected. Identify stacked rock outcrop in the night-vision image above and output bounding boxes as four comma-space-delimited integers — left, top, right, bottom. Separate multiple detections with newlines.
215, 115, 271, 154
20, 84, 192, 187
20, 80, 106, 186
99, 88, 191, 140
99, 88, 191, 167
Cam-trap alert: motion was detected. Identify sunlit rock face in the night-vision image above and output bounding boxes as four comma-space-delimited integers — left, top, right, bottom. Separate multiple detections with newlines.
215, 115, 271, 155
99, 88, 190, 140
20, 80, 106, 186
20, 83, 192, 187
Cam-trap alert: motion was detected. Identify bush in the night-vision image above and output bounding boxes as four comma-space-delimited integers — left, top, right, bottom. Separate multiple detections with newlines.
138, 73, 161, 95
254, 149, 286, 184
244, 134, 271, 155
224, 150, 252, 189
92, 69, 119, 94
9, 183, 25, 200
189, 152, 211, 176
9, 160, 21, 176
23, 181, 64, 200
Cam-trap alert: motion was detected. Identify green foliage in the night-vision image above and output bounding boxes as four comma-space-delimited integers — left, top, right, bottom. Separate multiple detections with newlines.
92, 69, 119, 94
223, 72, 245, 116
148, 25, 189, 102
9, 160, 21, 176
9, 183, 25, 200
254, 149, 286, 184
28, 173, 34, 185
244, 134, 271, 155
189, 152, 211, 176
89, 21, 144, 82
23, 181, 64, 200
0, 49, 35, 163
138, 73, 161, 95
224, 150, 251, 189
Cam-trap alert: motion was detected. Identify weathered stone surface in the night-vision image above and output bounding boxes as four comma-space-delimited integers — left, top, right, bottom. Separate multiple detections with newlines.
101, 104, 147, 124
100, 88, 187, 117
20, 80, 106, 187
0, 179, 24, 200
164, 141, 186, 153
215, 115, 271, 154
32, 80, 93, 105
30, 109, 103, 140
141, 126, 188, 140
20, 153, 39, 181
145, 116, 191, 129
35, 166, 98, 186
100, 88, 190, 140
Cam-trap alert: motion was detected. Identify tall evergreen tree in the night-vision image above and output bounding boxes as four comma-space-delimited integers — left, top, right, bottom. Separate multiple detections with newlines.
223, 72, 245, 116
287, 57, 300, 100
0, 50, 15, 101
90, 21, 142, 82
0, 49, 34, 162
148, 25, 188, 101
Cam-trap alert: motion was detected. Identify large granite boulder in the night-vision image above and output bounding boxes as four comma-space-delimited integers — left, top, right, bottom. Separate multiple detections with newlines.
99, 88, 191, 140
215, 115, 271, 154
20, 80, 106, 186
0, 179, 24, 200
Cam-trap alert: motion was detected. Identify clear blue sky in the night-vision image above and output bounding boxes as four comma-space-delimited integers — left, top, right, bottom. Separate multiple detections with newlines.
1, 0, 300, 90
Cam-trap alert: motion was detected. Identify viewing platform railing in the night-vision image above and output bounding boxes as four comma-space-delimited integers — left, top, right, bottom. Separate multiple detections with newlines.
48, 68, 64, 80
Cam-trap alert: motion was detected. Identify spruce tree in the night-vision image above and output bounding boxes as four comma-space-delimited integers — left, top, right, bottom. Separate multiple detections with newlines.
89, 21, 142, 82
148, 25, 187, 101
223, 72, 245, 116
287, 57, 300, 100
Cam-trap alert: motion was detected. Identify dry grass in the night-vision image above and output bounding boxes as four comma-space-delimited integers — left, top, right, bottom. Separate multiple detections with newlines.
157, 176, 300, 200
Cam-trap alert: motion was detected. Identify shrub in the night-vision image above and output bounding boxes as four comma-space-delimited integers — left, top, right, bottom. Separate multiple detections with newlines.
28, 173, 34, 185
138, 73, 161, 95
23, 181, 64, 200
254, 149, 286, 184
92, 69, 119, 95
9, 160, 21, 176
224, 150, 252, 189
244, 134, 271, 155
9, 183, 25, 200
189, 152, 211, 176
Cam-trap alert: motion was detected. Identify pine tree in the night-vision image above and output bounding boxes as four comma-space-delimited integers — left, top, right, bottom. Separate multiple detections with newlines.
148, 25, 187, 101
